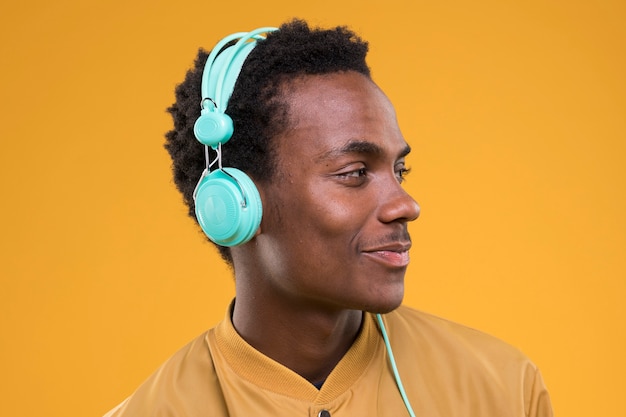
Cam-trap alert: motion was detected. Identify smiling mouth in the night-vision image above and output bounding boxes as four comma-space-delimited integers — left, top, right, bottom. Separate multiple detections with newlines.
362, 248, 411, 268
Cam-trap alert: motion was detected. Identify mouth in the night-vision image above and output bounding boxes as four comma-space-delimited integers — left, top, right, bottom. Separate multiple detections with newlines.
361, 242, 412, 268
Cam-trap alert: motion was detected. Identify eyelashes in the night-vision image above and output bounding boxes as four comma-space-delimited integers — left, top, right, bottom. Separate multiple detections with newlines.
396, 167, 411, 183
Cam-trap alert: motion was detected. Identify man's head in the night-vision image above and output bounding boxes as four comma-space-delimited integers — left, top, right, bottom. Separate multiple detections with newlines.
165, 19, 372, 265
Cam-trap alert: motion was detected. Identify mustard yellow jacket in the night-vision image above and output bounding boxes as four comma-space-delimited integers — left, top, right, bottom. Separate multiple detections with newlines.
105, 305, 553, 416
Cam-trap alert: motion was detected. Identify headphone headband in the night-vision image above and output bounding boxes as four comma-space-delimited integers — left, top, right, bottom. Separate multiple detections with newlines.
200, 27, 278, 113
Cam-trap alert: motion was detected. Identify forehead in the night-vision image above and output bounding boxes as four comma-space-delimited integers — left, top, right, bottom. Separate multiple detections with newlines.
277, 71, 407, 162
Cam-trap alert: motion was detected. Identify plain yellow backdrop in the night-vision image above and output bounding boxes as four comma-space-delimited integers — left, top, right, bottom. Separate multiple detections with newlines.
1, 0, 624, 416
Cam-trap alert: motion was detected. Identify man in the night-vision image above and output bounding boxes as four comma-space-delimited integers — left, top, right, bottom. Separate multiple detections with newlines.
105, 19, 553, 416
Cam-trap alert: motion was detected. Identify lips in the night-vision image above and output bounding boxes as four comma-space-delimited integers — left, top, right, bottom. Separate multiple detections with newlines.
361, 242, 412, 268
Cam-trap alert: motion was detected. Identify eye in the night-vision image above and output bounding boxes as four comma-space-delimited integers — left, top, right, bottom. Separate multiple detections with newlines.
395, 166, 411, 184
348, 167, 368, 178
336, 167, 368, 186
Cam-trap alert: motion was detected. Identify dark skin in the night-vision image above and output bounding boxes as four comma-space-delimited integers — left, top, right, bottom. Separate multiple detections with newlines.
230, 71, 420, 384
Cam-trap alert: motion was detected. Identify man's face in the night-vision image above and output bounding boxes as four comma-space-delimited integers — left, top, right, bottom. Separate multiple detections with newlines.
251, 71, 420, 314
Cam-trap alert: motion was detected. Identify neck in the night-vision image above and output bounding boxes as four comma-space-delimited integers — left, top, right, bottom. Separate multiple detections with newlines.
231, 291, 363, 384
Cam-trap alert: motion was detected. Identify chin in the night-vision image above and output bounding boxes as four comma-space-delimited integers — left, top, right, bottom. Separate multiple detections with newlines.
361, 293, 404, 315
366, 304, 402, 315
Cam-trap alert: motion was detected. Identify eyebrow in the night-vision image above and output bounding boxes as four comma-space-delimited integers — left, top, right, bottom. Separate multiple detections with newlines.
315, 139, 411, 162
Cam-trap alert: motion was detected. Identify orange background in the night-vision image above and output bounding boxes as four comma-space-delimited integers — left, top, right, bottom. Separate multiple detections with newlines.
1, 1, 624, 416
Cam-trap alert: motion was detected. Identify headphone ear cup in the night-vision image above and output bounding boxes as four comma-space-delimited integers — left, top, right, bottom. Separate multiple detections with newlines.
193, 112, 234, 147
194, 168, 263, 247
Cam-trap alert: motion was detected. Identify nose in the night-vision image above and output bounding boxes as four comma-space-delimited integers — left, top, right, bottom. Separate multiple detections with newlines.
378, 182, 421, 224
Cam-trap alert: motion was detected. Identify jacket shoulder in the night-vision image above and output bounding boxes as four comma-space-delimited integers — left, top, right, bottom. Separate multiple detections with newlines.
387, 305, 530, 363
382, 306, 552, 416
103, 331, 228, 417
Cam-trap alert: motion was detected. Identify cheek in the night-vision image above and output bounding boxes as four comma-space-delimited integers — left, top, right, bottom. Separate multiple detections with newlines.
299, 189, 363, 238
262, 179, 370, 249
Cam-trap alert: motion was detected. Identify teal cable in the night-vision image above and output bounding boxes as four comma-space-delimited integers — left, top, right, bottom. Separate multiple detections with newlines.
376, 314, 417, 417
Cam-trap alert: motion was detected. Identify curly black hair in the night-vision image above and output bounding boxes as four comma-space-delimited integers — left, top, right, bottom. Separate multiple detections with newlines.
165, 19, 371, 265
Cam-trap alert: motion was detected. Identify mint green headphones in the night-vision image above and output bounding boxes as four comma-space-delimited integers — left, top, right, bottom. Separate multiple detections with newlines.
193, 27, 277, 246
